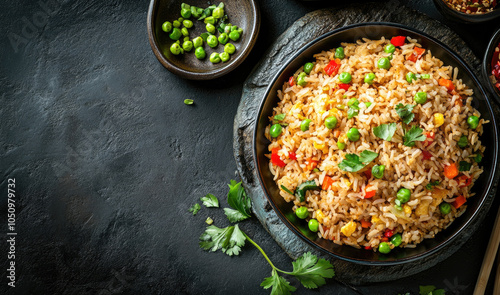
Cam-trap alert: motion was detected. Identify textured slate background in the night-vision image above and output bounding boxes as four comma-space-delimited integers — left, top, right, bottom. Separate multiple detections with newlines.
1, 0, 499, 294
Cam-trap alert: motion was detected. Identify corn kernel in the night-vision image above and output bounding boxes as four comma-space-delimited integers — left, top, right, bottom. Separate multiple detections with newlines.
341, 221, 357, 237
403, 205, 412, 215
371, 215, 380, 223
338, 134, 348, 144
313, 141, 325, 150
345, 180, 351, 187
434, 113, 444, 127
316, 210, 325, 224
329, 107, 339, 115
297, 114, 305, 120
323, 86, 330, 92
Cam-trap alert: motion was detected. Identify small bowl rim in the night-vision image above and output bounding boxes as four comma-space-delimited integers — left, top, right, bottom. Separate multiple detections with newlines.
253, 22, 498, 265
432, 0, 500, 23
146, 0, 260, 80
482, 25, 500, 103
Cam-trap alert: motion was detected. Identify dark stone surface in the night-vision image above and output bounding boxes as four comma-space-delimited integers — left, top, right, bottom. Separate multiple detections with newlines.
1, 0, 499, 294
234, 0, 500, 288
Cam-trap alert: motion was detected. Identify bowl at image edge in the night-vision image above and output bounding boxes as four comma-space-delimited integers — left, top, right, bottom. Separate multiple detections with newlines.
147, 0, 260, 80
432, 0, 500, 23
482, 26, 500, 104
253, 23, 499, 265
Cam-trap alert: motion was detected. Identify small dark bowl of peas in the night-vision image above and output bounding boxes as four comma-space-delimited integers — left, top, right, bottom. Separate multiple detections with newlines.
147, 0, 260, 80
482, 26, 500, 104
432, 0, 500, 23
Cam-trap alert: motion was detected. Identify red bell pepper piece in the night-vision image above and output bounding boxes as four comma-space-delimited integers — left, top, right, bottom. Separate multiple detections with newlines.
421, 150, 432, 160
457, 175, 472, 187
384, 229, 394, 238
438, 78, 455, 91
288, 151, 297, 160
423, 131, 435, 146
324, 59, 341, 76
338, 83, 350, 91
364, 185, 376, 199
288, 76, 295, 86
271, 148, 286, 167
322, 175, 334, 190
364, 246, 372, 250
363, 169, 372, 179
391, 36, 406, 47
407, 47, 425, 62
361, 220, 372, 228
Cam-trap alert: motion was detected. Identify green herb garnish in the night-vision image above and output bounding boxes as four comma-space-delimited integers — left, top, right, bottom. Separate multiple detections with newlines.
184, 99, 194, 105
201, 193, 219, 208
188, 203, 201, 215
338, 150, 379, 172
373, 123, 397, 141
199, 224, 246, 256
419, 285, 446, 295
395, 104, 415, 124
425, 181, 440, 190
274, 113, 286, 121
347, 98, 360, 119
280, 185, 294, 195
224, 180, 252, 222
403, 125, 426, 147
459, 161, 472, 172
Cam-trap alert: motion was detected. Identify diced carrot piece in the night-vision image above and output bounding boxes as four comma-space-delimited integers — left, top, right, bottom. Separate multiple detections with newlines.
381, 237, 389, 242
407, 47, 426, 62
306, 158, 318, 170
288, 76, 295, 86
322, 175, 334, 190
364, 185, 376, 199
444, 163, 459, 179
361, 220, 372, 228
457, 175, 472, 187
333, 130, 341, 138
452, 195, 466, 209
438, 78, 455, 91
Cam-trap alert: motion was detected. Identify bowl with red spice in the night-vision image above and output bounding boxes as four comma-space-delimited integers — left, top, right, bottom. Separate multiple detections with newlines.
432, 0, 500, 22
483, 27, 500, 102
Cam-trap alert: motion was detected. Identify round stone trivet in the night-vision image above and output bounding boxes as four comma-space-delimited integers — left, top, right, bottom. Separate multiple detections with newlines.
233, 2, 500, 284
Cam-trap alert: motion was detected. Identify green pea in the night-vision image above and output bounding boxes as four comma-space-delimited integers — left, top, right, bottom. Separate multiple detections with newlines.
229, 30, 241, 42
308, 219, 319, 232
231, 25, 238, 31
339, 72, 352, 84
182, 41, 193, 52
209, 52, 221, 64
224, 43, 236, 55
162, 21, 172, 33
364, 73, 375, 84
195, 47, 206, 59
169, 28, 182, 40
372, 165, 385, 179
178, 17, 184, 23
439, 202, 452, 215
388, 54, 393, 60
296, 206, 309, 219
335, 47, 345, 59
297, 72, 307, 87
183, 36, 190, 42
384, 43, 396, 54
270, 124, 282, 138
394, 204, 402, 211
220, 52, 230, 62
457, 135, 468, 148
207, 35, 218, 48
304, 62, 314, 75
218, 33, 229, 45
364, 102, 372, 108
347, 128, 360, 141
170, 43, 181, 55
192, 37, 203, 48
180, 8, 191, 19
237, 28, 243, 36
347, 98, 359, 107
377, 57, 391, 69
390, 233, 402, 247
467, 115, 479, 129
378, 242, 391, 254
206, 23, 216, 34
421, 74, 430, 79
204, 16, 215, 25
212, 7, 224, 18
325, 116, 338, 129
181, 27, 189, 37
173, 20, 181, 28
414, 91, 427, 104
300, 119, 312, 132
396, 188, 411, 204
224, 23, 232, 34
337, 141, 346, 150
182, 20, 193, 28
406, 72, 417, 83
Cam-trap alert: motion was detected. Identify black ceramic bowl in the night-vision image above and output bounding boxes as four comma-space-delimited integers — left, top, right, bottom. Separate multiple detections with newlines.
482, 26, 500, 103
253, 23, 498, 265
432, 0, 500, 23
147, 0, 260, 80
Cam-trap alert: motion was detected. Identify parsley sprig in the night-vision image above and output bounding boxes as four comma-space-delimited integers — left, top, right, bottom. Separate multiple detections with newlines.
403, 125, 426, 147
395, 104, 415, 124
338, 150, 379, 172
224, 180, 252, 222
373, 123, 397, 141
199, 180, 335, 294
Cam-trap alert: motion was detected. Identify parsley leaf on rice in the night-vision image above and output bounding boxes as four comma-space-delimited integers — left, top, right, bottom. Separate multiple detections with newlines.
339, 150, 379, 172
373, 123, 397, 141
403, 125, 426, 147
395, 103, 415, 124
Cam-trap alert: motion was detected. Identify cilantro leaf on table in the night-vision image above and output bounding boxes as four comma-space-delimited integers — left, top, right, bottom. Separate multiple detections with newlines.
199, 224, 246, 256
188, 203, 201, 215
339, 150, 379, 172
395, 103, 415, 124
290, 252, 335, 289
225, 180, 252, 222
419, 285, 446, 295
403, 126, 426, 147
201, 193, 219, 208
373, 123, 397, 141
261, 269, 296, 295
